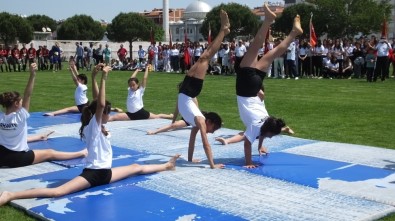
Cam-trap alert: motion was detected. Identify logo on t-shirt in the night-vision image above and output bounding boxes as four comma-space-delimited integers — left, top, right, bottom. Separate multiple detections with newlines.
0, 123, 18, 130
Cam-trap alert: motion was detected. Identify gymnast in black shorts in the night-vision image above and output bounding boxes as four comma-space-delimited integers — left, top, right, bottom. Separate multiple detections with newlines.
109, 66, 173, 121
235, 4, 303, 168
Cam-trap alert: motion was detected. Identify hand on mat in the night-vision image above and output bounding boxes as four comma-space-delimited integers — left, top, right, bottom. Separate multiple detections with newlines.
213, 164, 225, 169
244, 164, 259, 169
191, 158, 201, 163
258, 146, 269, 156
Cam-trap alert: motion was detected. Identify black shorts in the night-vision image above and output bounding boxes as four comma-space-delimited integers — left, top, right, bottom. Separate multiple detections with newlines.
126, 108, 150, 120
77, 102, 89, 113
236, 67, 266, 97
0, 145, 35, 168
79, 168, 112, 187
181, 117, 190, 126
179, 75, 203, 98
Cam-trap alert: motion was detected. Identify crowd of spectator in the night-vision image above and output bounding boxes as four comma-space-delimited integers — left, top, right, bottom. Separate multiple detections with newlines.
1, 34, 393, 83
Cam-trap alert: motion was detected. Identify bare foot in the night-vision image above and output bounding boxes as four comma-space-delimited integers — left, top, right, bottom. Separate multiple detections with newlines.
166, 154, 181, 170
215, 137, 228, 145
282, 126, 294, 135
112, 107, 123, 113
220, 10, 231, 35
43, 113, 54, 116
292, 15, 303, 36
40, 131, 55, 141
0, 191, 11, 206
263, 3, 276, 21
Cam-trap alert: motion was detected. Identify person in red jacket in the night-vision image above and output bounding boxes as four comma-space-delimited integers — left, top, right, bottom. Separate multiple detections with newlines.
28, 43, 36, 66
11, 44, 21, 72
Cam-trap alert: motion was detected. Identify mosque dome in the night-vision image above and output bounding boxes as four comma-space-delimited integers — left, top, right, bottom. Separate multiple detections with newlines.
183, 0, 212, 20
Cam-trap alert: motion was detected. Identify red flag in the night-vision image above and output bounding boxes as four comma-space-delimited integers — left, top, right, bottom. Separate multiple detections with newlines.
382, 19, 388, 39
310, 18, 317, 47
150, 27, 154, 45
184, 29, 190, 66
169, 29, 172, 48
208, 23, 212, 44
264, 28, 270, 54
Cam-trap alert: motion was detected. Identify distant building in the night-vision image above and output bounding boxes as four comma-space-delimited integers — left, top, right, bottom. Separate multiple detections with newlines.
140, 8, 184, 25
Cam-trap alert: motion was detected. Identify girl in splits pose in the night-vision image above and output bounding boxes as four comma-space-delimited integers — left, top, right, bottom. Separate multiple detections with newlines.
44, 59, 89, 116
0, 64, 180, 206
234, 4, 302, 168
0, 63, 87, 168
109, 66, 173, 122
177, 10, 230, 169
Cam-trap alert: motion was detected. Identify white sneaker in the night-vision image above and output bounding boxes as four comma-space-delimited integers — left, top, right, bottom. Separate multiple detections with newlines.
295, 77, 299, 80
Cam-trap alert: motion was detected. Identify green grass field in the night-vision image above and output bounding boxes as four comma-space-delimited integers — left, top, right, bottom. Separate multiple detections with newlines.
0, 67, 394, 220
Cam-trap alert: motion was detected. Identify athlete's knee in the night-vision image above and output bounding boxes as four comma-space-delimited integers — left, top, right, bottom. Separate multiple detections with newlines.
130, 164, 143, 173
49, 188, 67, 198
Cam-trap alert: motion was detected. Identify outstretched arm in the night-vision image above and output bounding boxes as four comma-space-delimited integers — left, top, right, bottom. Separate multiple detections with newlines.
141, 65, 149, 88
69, 60, 79, 86
95, 66, 111, 123
91, 63, 104, 100
130, 68, 140, 78
22, 63, 37, 111
195, 116, 224, 169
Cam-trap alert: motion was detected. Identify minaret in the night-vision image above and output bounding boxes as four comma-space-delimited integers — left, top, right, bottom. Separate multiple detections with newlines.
163, 0, 170, 42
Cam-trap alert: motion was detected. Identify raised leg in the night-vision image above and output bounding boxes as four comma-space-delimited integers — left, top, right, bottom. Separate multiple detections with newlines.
188, 10, 230, 80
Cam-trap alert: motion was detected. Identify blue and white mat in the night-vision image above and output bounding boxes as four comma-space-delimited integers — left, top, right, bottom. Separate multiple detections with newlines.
1, 112, 394, 220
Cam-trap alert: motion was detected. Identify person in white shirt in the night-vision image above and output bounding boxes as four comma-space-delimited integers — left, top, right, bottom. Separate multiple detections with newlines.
0, 63, 87, 168
235, 39, 247, 70
234, 4, 302, 168
193, 42, 203, 62
374, 36, 392, 81
0, 64, 180, 206
178, 10, 230, 169
44, 59, 89, 116
312, 40, 325, 77
137, 45, 146, 63
109, 66, 173, 121
152, 42, 159, 71
286, 40, 298, 79
170, 44, 180, 72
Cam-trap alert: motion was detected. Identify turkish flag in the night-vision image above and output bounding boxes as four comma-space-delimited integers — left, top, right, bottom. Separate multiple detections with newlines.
310, 19, 317, 47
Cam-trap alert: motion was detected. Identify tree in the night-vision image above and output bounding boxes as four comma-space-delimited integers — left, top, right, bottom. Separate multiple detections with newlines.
272, 4, 317, 38
298, 0, 392, 38
201, 3, 259, 41
106, 12, 164, 59
57, 15, 103, 40
0, 12, 33, 45
26, 14, 57, 32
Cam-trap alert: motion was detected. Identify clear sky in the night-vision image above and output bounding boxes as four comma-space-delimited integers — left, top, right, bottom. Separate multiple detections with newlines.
2, 0, 283, 22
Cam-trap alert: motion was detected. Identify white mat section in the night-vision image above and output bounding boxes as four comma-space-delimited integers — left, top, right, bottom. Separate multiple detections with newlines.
283, 142, 395, 170
137, 167, 395, 221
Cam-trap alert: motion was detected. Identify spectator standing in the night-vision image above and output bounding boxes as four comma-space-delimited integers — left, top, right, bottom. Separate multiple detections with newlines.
285, 40, 298, 79
117, 44, 128, 65
374, 36, 392, 81
103, 44, 112, 66
75, 42, 84, 70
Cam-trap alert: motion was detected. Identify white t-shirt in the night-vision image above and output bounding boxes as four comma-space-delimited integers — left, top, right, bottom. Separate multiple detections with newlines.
235, 45, 247, 57
237, 96, 269, 144
178, 93, 204, 127
83, 115, 112, 169
126, 87, 145, 113
194, 47, 203, 57
0, 108, 29, 152
286, 42, 296, 60
170, 49, 179, 56
75, 83, 88, 105
376, 42, 392, 57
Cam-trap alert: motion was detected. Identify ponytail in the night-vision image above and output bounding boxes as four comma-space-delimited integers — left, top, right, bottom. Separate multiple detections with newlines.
79, 99, 112, 139
0, 91, 21, 108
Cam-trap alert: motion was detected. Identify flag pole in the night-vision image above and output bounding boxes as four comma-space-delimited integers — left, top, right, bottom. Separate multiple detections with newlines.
309, 12, 313, 77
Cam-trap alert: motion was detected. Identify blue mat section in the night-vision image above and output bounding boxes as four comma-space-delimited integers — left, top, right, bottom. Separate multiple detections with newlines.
225, 152, 394, 188
27, 112, 81, 130
11, 157, 243, 221
2, 112, 395, 220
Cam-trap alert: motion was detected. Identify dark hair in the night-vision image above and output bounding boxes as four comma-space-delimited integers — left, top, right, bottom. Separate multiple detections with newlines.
260, 117, 286, 137
77, 74, 88, 85
128, 77, 139, 85
0, 91, 21, 108
79, 100, 111, 139
202, 111, 222, 131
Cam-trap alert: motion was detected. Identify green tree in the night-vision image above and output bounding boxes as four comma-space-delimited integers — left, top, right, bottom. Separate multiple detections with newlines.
57, 15, 103, 40
303, 0, 392, 38
106, 12, 164, 59
272, 4, 317, 38
26, 14, 57, 32
201, 3, 259, 41
0, 12, 33, 45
